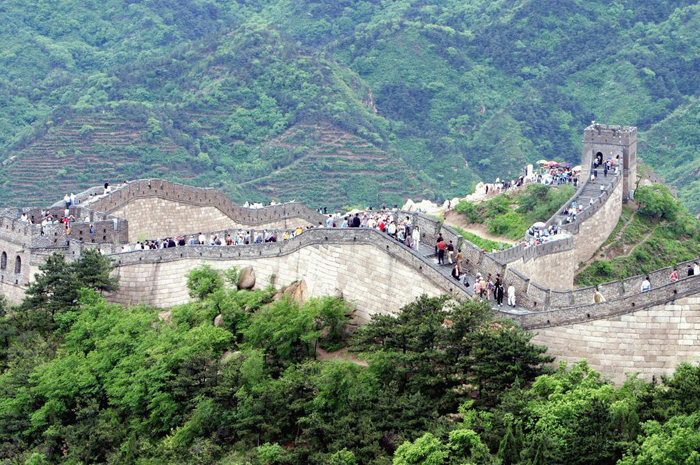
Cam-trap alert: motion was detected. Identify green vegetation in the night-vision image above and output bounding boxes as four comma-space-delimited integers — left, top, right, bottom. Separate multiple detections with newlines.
4, 260, 700, 462
576, 185, 700, 286
453, 226, 508, 252
1, 1, 700, 210
454, 184, 575, 240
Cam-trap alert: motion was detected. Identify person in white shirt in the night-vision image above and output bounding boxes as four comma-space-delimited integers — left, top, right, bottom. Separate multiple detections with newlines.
412, 226, 421, 250
641, 277, 651, 293
507, 285, 516, 307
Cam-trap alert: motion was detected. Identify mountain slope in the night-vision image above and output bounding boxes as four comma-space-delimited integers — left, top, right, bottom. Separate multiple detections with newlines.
1, 0, 700, 211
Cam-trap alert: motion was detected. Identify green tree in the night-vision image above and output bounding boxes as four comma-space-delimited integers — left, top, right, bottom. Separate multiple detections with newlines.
393, 433, 449, 465
635, 185, 680, 221
619, 413, 700, 465
186, 265, 223, 300
22, 253, 77, 321
71, 249, 118, 293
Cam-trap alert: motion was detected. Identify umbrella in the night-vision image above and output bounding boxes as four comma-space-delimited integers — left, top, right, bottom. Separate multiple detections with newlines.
537, 159, 548, 164
532, 222, 546, 229
572, 165, 582, 172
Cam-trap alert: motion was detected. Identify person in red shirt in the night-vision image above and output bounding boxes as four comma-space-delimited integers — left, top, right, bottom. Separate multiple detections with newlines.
436, 237, 446, 264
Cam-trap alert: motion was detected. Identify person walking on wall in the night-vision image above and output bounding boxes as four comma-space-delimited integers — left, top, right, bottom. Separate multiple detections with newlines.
670, 268, 679, 282
455, 248, 463, 268
451, 262, 461, 281
594, 290, 606, 303
641, 276, 651, 293
507, 285, 516, 307
447, 241, 455, 264
496, 282, 505, 307
412, 226, 421, 251
436, 237, 446, 265
694, 262, 700, 276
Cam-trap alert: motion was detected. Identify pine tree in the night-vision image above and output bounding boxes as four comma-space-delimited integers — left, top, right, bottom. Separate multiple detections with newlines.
22, 252, 77, 319
71, 249, 119, 293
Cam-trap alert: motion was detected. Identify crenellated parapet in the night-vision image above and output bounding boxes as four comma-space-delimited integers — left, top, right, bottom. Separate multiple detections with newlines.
82, 179, 325, 229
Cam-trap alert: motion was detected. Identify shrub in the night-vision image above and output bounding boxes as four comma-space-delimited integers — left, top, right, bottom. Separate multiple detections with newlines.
636, 184, 680, 221
186, 265, 223, 300
455, 200, 483, 223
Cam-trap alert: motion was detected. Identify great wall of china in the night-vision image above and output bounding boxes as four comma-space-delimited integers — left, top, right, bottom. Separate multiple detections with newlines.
1, 123, 699, 384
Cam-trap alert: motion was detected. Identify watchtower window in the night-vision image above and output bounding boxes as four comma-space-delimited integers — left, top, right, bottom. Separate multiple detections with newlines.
14, 256, 21, 274
0, 252, 6, 270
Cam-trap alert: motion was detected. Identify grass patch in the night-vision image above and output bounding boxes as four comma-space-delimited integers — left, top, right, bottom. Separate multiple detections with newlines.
453, 226, 509, 252
454, 184, 575, 240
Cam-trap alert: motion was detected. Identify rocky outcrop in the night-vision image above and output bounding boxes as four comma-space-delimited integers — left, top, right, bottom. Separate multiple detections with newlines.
274, 279, 308, 304
238, 266, 256, 289
158, 310, 172, 324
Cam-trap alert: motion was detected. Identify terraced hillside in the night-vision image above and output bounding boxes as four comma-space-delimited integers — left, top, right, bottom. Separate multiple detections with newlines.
247, 123, 425, 208
0, 113, 199, 206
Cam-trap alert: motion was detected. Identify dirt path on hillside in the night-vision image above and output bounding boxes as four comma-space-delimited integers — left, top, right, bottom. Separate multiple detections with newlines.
316, 347, 368, 366
443, 211, 517, 245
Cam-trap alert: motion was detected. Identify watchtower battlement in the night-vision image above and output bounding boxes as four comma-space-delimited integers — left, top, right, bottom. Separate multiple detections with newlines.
583, 124, 637, 145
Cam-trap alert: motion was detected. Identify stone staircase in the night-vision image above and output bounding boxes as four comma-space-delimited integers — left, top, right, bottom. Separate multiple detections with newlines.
550, 168, 617, 227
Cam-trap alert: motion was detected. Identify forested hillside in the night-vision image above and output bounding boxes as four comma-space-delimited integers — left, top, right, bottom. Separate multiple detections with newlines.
1, 0, 700, 210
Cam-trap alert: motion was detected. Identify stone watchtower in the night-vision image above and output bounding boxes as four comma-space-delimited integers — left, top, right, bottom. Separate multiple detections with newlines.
582, 124, 637, 201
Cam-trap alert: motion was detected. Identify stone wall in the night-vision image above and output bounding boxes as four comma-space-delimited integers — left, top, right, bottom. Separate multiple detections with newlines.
85, 179, 324, 239
531, 294, 700, 384
109, 229, 468, 320
0, 218, 33, 292
571, 178, 623, 265
111, 198, 309, 242
508, 246, 576, 291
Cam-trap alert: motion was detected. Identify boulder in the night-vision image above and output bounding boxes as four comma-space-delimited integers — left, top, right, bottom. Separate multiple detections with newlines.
273, 280, 308, 304
238, 266, 256, 289
219, 350, 240, 364
158, 310, 172, 324
286, 280, 308, 303
214, 314, 224, 327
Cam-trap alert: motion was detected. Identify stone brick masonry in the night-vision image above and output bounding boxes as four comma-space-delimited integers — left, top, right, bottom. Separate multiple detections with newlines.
112, 197, 315, 242
532, 296, 700, 384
